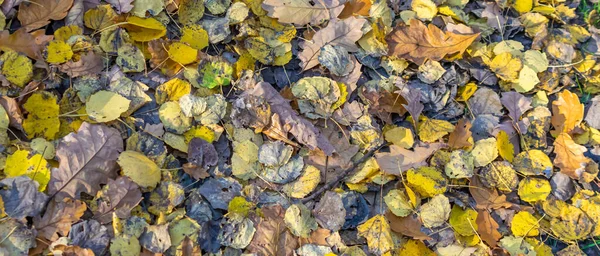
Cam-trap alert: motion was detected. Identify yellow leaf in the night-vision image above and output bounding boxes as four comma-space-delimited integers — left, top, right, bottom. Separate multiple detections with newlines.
168, 42, 198, 65
234, 52, 256, 79
183, 125, 215, 144
23, 91, 60, 139
282, 165, 321, 198
4, 150, 51, 191
46, 40, 73, 64
511, 211, 540, 237
551, 90, 584, 134
180, 25, 209, 50
397, 240, 435, 255
0, 50, 32, 87
84, 4, 116, 30
123, 16, 166, 42
347, 157, 380, 184
490, 52, 522, 81
86, 91, 131, 122
553, 132, 588, 179
518, 177, 551, 203
384, 189, 414, 217
407, 166, 447, 198
513, 0, 533, 13
411, 0, 438, 20
53, 25, 82, 41
418, 117, 454, 143
227, 196, 254, 219
357, 215, 394, 254
384, 126, 414, 149
456, 82, 477, 102
449, 204, 478, 236
497, 130, 514, 162
513, 150, 553, 176
118, 150, 161, 189
513, 65, 539, 93
159, 102, 192, 134
155, 78, 191, 104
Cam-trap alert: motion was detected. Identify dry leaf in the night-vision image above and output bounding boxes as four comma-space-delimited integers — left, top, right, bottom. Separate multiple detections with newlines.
476, 210, 501, 248
59, 52, 104, 77
551, 90, 584, 135
375, 143, 446, 175
298, 17, 367, 70
18, 0, 74, 31
262, 0, 346, 25
470, 176, 513, 210
338, 0, 371, 18
34, 198, 86, 241
386, 212, 430, 240
448, 118, 473, 149
387, 19, 479, 65
553, 132, 588, 179
0, 29, 42, 59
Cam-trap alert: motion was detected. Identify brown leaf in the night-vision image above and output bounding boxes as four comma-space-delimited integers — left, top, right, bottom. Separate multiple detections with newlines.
182, 163, 210, 180
247, 204, 298, 256
0, 96, 23, 130
148, 39, 182, 77
299, 228, 331, 246
92, 176, 142, 224
338, 0, 372, 18
553, 132, 589, 179
262, 0, 346, 26
0, 29, 42, 59
48, 122, 124, 200
105, 0, 133, 13
386, 212, 431, 240
59, 52, 104, 77
448, 118, 473, 149
400, 88, 424, 129
387, 19, 479, 65
361, 88, 407, 124
18, 0, 74, 31
375, 143, 445, 176
306, 124, 359, 178
298, 17, 367, 70
33, 198, 86, 241
476, 210, 501, 248
469, 176, 513, 210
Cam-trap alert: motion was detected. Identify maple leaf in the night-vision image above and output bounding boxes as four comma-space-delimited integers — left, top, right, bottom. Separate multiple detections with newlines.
18, 0, 74, 31
262, 0, 346, 25
553, 132, 588, 179
298, 17, 367, 70
387, 19, 479, 65
48, 122, 124, 200
34, 198, 86, 241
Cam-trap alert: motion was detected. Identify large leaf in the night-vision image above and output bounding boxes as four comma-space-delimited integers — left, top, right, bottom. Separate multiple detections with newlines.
18, 0, 74, 31
247, 204, 298, 256
387, 19, 479, 65
553, 132, 588, 179
48, 122, 124, 200
298, 17, 367, 70
33, 198, 86, 241
0, 29, 42, 59
262, 0, 345, 25
0, 176, 48, 219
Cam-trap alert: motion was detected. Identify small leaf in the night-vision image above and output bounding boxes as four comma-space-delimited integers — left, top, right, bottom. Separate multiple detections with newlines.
118, 151, 161, 189
86, 91, 131, 122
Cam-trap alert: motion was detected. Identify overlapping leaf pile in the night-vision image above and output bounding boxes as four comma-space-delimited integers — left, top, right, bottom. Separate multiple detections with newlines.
1, 0, 600, 255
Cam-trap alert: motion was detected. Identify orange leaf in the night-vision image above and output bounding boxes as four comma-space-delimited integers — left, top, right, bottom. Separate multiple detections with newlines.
387, 19, 479, 65
386, 212, 431, 240
553, 132, 588, 179
0, 29, 43, 59
18, 0, 74, 32
551, 90, 583, 135
470, 176, 513, 210
338, 0, 372, 18
476, 210, 501, 248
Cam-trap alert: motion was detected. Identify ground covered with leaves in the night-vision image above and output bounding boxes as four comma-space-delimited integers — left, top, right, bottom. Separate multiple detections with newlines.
1, 0, 600, 255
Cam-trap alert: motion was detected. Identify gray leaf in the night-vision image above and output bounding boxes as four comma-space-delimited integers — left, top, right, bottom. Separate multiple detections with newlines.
0, 176, 47, 219
313, 191, 346, 231
69, 220, 110, 255
140, 224, 171, 253
198, 177, 242, 210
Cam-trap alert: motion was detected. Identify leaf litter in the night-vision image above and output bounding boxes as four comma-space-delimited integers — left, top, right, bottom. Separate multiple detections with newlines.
0, 0, 600, 255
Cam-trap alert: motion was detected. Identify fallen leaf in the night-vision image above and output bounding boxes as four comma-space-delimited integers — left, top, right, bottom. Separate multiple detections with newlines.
18, 0, 74, 31
298, 17, 367, 70
118, 150, 161, 189
338, 0, 371, 18
552, 90, 584, 135
0, 29, 42, 59
387, 19, 479, 65
59, 52, 104, 77
86, 90, 131, 122
92, 176, 142, 223
470, 176, 513, 210
23, 91, 60, 140
448, 118, 473, 149
357, 215, 394, 254
48, 122, 124, 200
476, 210, 501, 247
375, 143, 445, 176
262, 0, 346, 25
553, 132, 588, 179
386, 212, 430, 240
34, 198, 86, 241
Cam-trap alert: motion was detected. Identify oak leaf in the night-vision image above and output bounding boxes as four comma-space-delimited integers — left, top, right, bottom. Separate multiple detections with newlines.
262, 0, 346, 25
298, 17, 367, 70
18, 0, 74, 31
387, 19, 479, 65
551, 90, 584, 135
553, 132, 588, 179
48, 122, 124, 200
